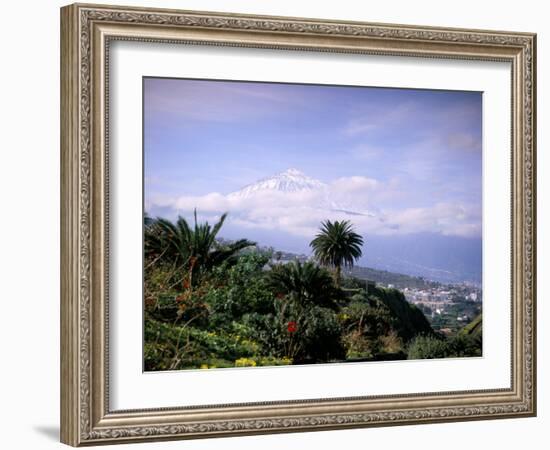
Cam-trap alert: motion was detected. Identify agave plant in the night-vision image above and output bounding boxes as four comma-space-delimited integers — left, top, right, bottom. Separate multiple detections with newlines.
310, 220, 364, 287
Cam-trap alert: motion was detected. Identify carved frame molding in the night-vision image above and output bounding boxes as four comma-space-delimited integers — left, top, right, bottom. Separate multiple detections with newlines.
61, 3, 536, 446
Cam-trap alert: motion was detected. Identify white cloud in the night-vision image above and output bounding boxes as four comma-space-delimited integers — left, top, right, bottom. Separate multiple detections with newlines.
375, 202, 481, 238
147, 175, 481, 240
343, 101, 418, 136
331, 176, 379, 193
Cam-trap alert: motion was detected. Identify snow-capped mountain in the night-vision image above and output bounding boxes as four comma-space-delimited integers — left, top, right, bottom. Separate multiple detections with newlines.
228, 168, 326, 198
228, 168, 374, 217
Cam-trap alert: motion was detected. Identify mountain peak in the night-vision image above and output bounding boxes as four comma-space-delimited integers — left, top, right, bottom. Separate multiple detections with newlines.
281, 168, 305, 177
229, 168, 325, 199
227, 169, 374, 218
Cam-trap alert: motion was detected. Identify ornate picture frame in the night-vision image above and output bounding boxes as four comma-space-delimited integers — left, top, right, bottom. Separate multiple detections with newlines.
60, 3, 536, 446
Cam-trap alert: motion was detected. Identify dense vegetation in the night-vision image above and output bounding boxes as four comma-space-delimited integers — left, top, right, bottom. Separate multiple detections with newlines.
420, 301, 482, 334
144, 212, 482, 371
407, 314, 482, 359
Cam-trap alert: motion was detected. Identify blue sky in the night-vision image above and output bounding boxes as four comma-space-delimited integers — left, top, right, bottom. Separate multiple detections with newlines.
144, 77, 482, 243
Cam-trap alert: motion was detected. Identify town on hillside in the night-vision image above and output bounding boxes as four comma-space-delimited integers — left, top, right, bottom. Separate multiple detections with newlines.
269, 248, 482, 337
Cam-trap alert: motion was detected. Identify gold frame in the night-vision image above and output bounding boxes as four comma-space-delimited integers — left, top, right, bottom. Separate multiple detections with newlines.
60, 3, 537, 446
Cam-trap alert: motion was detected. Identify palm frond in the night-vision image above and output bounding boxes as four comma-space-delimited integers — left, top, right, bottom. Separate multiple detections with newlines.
266, 260, 340, 309
144, 211, 245, 284
309, 220, 364, 287
207, 238, 256, 268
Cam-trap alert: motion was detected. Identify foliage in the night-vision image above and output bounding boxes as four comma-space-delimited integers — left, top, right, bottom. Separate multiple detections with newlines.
298, 305, 345, 362
454, 314, 482, 356
449, 334, 482, 357
144, 316, 261, 370
262, 261, 346, 362
429, 302, 482, 333
143, 213, 480, 371
203, 252, 275, 329
407, 326, 482, 360
144, 211, 255, 289
339, 293, 404, 359
407, 335, 452, 360
265, 260, 342, 310
310, 220, 363, 287
372, 286, 434, 341
459, 313, 482, 338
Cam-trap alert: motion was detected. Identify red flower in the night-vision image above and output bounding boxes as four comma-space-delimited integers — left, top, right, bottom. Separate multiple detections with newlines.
276, 293, 285, 300
287, 321, 297, 333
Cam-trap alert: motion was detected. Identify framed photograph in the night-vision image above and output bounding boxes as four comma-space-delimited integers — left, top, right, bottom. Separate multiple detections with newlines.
60, 3, 536, 446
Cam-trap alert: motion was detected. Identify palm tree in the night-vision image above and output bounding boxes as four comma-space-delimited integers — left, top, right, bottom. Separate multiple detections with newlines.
145, 210, 254, 288
266, 260, 339, 310
310, 220, 364, 288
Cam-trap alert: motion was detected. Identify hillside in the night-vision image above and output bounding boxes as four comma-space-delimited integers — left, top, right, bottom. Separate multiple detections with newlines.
345, 265, 441, 290
371, 286, 434, 341
459, 314, 482, 339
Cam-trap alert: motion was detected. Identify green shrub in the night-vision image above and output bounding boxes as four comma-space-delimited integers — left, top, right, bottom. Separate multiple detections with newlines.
373, 287, 434, 341
449, 334, 482, 357
144, 316, 262, 370
407, 335, 452, 360
300, 306, 345, 362
204, 252, 275, 329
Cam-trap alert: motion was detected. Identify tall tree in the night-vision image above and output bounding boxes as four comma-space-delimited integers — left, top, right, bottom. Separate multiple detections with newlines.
310, 220, 364, 287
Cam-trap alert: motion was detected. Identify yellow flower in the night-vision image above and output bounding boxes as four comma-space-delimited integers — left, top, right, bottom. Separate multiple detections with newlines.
200, 364, 209, 369
235, 358, 257, 367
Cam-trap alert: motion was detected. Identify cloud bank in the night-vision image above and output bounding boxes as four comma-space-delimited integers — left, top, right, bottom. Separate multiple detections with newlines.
146, 174, 481, 240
